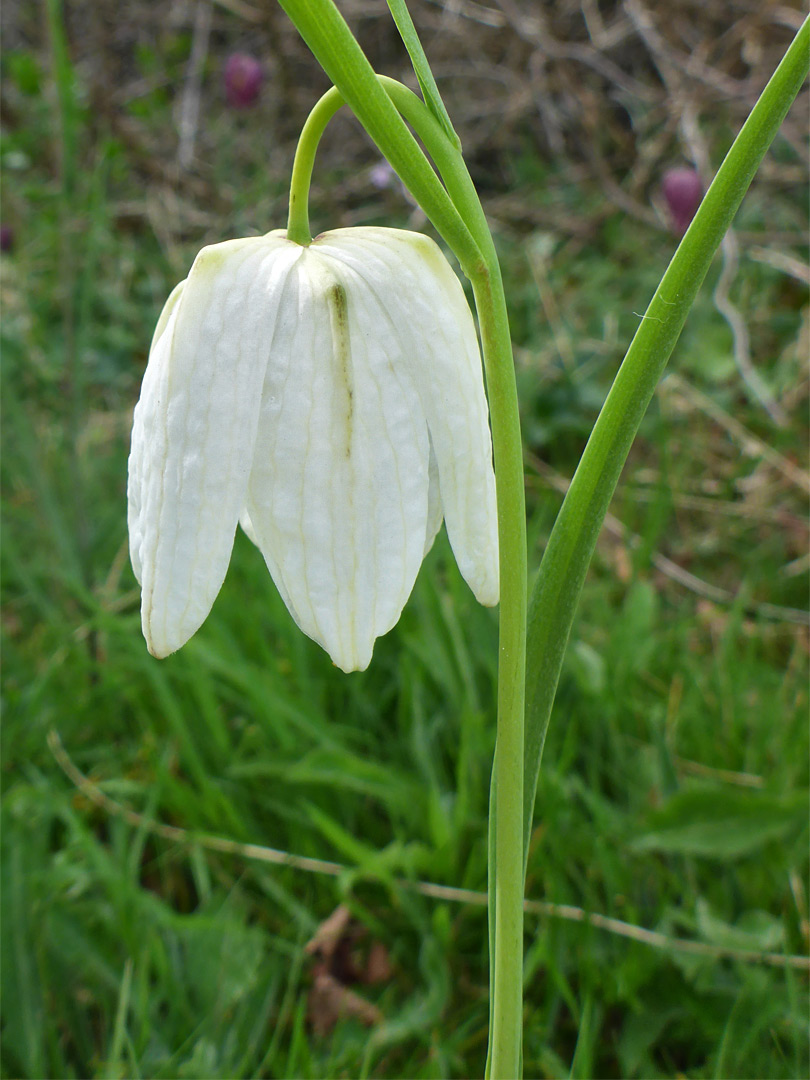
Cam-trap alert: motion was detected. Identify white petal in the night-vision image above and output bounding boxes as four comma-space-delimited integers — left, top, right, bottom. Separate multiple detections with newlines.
128, 279, 186, 586
128, 231, 299, 657
244, 248, 431, 672
238, 507, 259, 547
314, 228, 499, 606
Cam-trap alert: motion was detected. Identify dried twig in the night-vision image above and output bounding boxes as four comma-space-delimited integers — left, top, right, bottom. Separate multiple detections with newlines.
712, 229, 788, 427
48, 730, 810, 972
212, 0, 263, 22
526, 453, 809, 627
681, 103, 789, 427
625, 0, 789, 427
663, 372, 810, 495
748, 246, 810, 286
177, 0, 214, 170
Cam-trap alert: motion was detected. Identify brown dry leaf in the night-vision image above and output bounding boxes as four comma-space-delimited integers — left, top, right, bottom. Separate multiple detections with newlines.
304, 903, 352, 964
361, 940, 393, 985
307, 972, 382, 1038
304, 904, 392, 1035
613, 542, 633, 584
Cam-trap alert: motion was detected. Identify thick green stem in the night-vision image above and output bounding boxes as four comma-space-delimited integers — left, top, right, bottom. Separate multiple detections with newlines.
472, 266, 525, 1079
363, 79, 527, 1079
522, 15, 810, 869
284, 63, 527, 1078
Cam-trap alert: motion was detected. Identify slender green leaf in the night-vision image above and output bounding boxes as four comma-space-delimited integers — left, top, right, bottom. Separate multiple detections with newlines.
386, 0, 461, 150
523, 15, 810, 871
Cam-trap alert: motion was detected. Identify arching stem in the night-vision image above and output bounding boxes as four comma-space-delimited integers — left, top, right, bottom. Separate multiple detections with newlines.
286, 86, 344, 245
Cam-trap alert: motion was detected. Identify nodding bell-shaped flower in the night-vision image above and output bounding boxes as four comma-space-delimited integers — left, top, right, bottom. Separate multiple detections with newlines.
128, 227, 499, 672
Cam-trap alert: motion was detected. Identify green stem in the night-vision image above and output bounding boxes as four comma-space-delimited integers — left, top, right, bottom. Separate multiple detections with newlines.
522, 14, 810, 869
472, 268, 525, 1080
358, 79, 527, 1079
287, 86, 343, 245
279, 0, 483, 274
283, 62, 527, 1078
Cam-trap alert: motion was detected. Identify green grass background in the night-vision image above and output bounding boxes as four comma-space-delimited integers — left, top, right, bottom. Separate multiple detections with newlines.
2, 8, 808, 1079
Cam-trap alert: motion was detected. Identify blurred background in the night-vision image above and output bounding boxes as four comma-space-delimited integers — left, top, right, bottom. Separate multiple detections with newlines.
1, 1, 808, 1077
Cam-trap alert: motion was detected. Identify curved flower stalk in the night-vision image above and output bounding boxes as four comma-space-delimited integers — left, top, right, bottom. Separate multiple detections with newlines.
128, 226, 499, 672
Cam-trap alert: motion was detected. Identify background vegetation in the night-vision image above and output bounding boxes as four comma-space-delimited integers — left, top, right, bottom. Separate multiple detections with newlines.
2, 1, 808, 1077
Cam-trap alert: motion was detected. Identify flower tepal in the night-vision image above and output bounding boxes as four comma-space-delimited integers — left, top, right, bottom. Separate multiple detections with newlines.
128, 227, 499, 672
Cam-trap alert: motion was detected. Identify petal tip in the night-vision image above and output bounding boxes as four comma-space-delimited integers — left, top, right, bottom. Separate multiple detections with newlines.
144, 625, 174, 660
476, 583, 500, 608
328, 640, 374, 674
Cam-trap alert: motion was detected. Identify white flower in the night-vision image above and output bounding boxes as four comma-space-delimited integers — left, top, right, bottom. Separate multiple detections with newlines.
128, 227, 498, 672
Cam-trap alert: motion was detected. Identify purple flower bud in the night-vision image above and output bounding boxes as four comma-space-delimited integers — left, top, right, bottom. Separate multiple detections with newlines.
369, 161, 395, 191
0, 225, 13, 253
662, 167, 703, 234
223, 54, 263, 109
